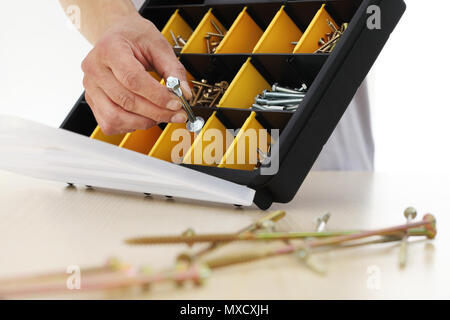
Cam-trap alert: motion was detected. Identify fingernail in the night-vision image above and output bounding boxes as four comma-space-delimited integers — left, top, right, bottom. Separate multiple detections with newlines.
171, 112, 188, 124
181, 81, 193, 101
166, 99, 182, 111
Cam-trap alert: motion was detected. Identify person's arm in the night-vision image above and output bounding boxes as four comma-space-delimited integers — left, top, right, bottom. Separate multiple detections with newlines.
59, 0, 191, 135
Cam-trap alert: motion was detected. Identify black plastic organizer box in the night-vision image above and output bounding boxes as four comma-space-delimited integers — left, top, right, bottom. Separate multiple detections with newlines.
60, 0, 406, 210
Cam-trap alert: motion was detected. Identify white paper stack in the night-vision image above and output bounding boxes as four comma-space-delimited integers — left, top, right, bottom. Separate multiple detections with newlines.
0, 115, 255, 206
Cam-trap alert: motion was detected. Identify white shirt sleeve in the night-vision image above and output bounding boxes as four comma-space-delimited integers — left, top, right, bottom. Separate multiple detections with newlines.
131, 0, 146, 10
312, 79, 375, 171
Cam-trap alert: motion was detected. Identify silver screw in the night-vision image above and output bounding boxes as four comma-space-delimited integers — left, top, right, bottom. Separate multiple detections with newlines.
166, 76, 204, 133
210, 20, 224, 35
399, 207, 417, 268
256, 98, 303, 106
206, 32, 225, 38
263, 91, 306, 99
315, 213, 331, 233
272, 83, 304, 94
296, 83, 308, 92
177, 36, 187, 46
170, 30, 179, 47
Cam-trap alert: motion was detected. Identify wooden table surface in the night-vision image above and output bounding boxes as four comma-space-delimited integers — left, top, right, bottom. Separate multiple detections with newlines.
0, 170, 448, 299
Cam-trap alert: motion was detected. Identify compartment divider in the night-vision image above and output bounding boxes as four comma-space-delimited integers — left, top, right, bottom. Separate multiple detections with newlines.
161, 9, 194, 49
118, 127, 163, 155
181, 8, 227, 54
253, 5, 303, 54
215, 7, 264, 54
293, 4, 339, 53
218, 112, 271, 171
217, 58, 271, 109
183, 112, 234, 166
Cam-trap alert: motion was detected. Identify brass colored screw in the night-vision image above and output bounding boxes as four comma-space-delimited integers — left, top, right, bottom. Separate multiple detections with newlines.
211, 19, 224, 35
189, 80, 228, 107
205, 34, 211, 54
177, 210, 286, 265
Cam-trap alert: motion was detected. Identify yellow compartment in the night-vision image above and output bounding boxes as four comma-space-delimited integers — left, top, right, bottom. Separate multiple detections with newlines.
118, 126, 163, 155
90, 126, 126, 146
183, 112, 234, 166
148, 123, 194, 163
293, 4, 338, 53
219, 112, 271, 171
217, 58, 270, 109
215, 7, 263, 54
181, 9, 227, 54
161, 9, 194, 47
253, 5, 303, 53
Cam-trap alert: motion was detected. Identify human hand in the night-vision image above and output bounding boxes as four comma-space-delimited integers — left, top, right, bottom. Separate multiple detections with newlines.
81, 12, 191, 135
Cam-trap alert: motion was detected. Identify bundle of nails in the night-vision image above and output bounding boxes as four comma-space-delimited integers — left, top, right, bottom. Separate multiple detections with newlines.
0, 208, 437, 297
314, 19, 348, 54
205, 20, 226, 54
190, 80, 229, 107
170, 30, 188, 54
252, 83, 308, 112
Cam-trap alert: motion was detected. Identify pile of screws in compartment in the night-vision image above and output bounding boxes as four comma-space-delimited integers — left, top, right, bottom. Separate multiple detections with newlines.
314, 20, 348, 54
190, 80, 229, 107
252, 83, 308, 112
205, 20, 226, 54
170, 30, 188, 54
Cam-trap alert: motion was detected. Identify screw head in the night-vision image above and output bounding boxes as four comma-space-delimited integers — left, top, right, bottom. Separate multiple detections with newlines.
186, 116, 205, 133
404, 207, 417, 219
166, 76, 182, 97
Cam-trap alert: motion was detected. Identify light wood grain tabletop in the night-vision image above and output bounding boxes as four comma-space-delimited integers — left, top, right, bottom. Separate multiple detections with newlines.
0, 170, 448, 299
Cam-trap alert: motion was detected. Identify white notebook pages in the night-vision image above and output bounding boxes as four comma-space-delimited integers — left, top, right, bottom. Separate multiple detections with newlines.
0, 115, 256, 206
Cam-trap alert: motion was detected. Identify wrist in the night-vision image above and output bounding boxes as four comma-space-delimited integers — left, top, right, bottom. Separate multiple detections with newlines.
94, 0, 139, 43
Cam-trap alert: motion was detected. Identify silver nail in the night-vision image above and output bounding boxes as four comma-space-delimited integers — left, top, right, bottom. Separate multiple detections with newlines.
272, 83, 303, 94
256, 98, 303, 106
263, 91, 306, 99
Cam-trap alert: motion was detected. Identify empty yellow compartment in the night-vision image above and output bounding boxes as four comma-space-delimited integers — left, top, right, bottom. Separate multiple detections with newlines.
90, 126, 126, 146
148, 123, 194, 163
253, 5, 303, 53
219, 112, 271, 171
183, 112, 234, 166
215, 7, 263, 54
217, 58, 270, 109
161, 9, 194, 47
118, 126, 163, 155
181, 9, 227, 54
293, 4, 338, 53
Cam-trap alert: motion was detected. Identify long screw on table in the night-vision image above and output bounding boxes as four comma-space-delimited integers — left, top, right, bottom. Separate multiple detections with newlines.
175, 211, 286, 264
125, 217, 435, 246
203, 214, 437, 269
0, 264, 212, 297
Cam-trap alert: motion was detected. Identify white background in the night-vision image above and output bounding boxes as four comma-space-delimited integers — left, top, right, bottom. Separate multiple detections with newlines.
0, 0, 449, 173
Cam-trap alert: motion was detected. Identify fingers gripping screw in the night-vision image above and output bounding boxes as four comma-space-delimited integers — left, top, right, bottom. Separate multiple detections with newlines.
166, 76, 204, 133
